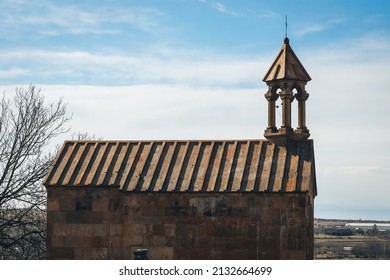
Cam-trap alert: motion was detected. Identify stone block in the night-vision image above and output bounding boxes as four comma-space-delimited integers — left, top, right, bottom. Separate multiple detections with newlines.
165, 202, 192, 217
152, 236, 165, 246
125, 207, 142, 217
288, 216, 305, 227
176, 233, 195, 248
123, 223, 145, 236
66, 211, 86, 224
243, 239, 257, 250
153, 224, 164, 236
93, 224, 110, 236
49, 247, 74, 260
164, 224, 176, 236
150, 247, 173, 260
110, 247, 124, 260
156, 196, 173, 207
59, 198, 75, 211
124, 195, 142, 207
287, 229, 302, 250
131, 216, 161, 225
254, 196, 273, 208
293, 207, 306, 218
92, 236, 109, 248
228, 195, 242, 207
47, 211, 66, 224
198, 223, 210, 237
211, 237, 227, 249
103, 188, 121, 199
271, 196, 290, 209
165, 236, 175, 247
102, 211, 122, 224
247, 196, 255, 207
64, 236, 88, 248
194, 237, 209, 249
81, 237, 93, 248
142, 205, 165, 216
173, 247, 188, 259
227, 237, 245, 250
223, 249, 242, 260
229, 207, 249, 217
92, 198, 108, 212
108, 198, 121, 212
47, 198, 60, 211
109, 236, 122, 248
83, 248, 106, 260
73, 248, 84, 259
75, 197, 92, 211
208, 247, 222, 259
176, 216, 202, 225
109, 224, 123, 236
123, 234, 143, 247
189, 248, 209, 260
85, 211, 103, 224
70, 224, 94, 237
248, 225, 257, 238
286, 249, 306, 260
52, 223, 72, 237
50, 236, 64, 248
297, 196, 307, 208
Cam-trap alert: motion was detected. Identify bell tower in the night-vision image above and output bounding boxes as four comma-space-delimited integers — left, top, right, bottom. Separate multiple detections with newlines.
263, 37, 311, 144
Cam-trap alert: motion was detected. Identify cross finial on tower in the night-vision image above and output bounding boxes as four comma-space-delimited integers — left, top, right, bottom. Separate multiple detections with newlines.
285, 15, 288, 38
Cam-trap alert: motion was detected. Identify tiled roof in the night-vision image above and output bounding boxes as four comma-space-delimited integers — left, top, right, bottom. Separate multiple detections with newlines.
44, 140, 316, 194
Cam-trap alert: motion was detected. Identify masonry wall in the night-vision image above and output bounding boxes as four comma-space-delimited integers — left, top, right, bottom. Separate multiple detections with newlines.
46, 187, 314, 259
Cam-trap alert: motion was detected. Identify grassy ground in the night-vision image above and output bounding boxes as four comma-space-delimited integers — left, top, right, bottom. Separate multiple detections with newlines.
315, 235, 390, 259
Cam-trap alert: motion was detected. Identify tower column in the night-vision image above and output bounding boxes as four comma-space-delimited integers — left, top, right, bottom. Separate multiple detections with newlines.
268, 100, 276, 129
297, 100, 306, 129
279, 89, 294, 130
265, 89, 278, 132
295, 90, 309, 130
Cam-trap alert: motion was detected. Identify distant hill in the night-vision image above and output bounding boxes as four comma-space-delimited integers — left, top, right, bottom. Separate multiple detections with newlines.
315, 218, 390, 224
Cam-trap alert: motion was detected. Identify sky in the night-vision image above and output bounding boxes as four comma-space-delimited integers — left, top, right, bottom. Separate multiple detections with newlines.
1, 0, 390, 221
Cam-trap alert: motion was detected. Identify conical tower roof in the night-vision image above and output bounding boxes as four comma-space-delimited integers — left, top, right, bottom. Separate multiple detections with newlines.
263, 38, 311, 82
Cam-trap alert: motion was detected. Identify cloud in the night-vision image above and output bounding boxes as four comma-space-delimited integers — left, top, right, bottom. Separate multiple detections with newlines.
0, 84, 263, 142
0, 67, 30, 79
199, 1, 274, 18
212, 3, 238, 16
256, 10, 277, 19
0, 0, 164, 36
320, 166, 382, 176
295, 18, 345, 37
0, 48, 266, 87
198, 1, 238, 16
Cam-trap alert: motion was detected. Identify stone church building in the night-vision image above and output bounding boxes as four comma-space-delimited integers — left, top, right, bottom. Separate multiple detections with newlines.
44, 37, 317, 260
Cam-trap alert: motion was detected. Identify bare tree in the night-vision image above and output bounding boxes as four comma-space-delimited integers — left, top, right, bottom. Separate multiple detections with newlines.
71, 131, 102, 141
0, 85, 70, 259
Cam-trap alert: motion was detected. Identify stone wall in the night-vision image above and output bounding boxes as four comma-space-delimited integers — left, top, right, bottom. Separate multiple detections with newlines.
46, 187, 313, 259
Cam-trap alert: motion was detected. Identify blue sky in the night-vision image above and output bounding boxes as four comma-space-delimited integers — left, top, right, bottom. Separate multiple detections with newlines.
1, 0, 390, 220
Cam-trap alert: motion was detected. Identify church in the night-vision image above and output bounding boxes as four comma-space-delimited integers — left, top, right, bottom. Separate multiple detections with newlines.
44, 37, 317, 259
